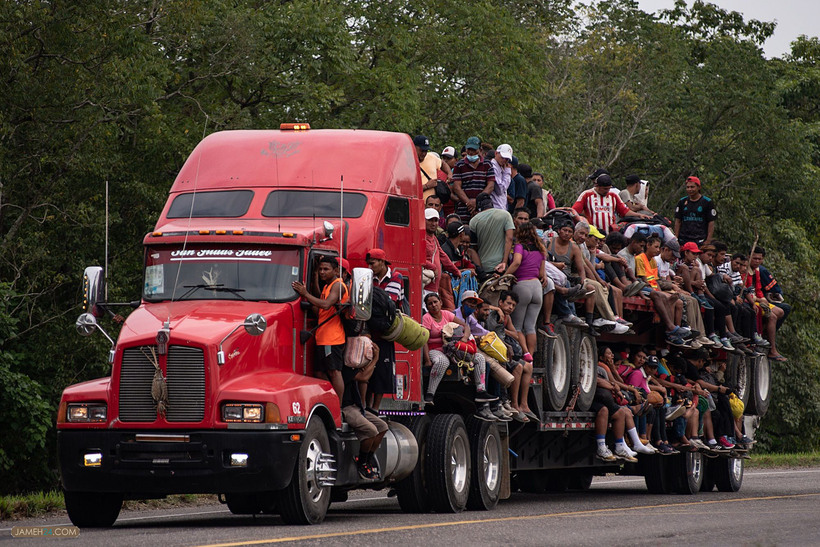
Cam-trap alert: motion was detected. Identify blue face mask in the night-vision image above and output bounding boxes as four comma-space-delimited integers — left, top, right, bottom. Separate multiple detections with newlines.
466, 154, 479, 162
461, 304, 474, 316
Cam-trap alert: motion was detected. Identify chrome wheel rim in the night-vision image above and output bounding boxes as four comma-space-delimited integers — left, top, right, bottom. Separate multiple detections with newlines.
551, 337, 567, 392
305, 437, 325, 503
579, 336, 596, 394
451, 434, 468, 493
731, 457, 743, 482
690, 452, 703, 483
483, 433, 500, 492
757, 356, 770, 401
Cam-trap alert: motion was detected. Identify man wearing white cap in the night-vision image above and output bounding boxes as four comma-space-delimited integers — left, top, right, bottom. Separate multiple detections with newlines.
490, 144, 513, 211
424, 207, 460, 298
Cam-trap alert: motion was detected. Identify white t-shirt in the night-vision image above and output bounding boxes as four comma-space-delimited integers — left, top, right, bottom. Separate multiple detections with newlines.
656, 257, 672, 280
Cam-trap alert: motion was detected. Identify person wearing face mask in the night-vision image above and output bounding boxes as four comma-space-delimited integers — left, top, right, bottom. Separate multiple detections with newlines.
452, 136, 496, 222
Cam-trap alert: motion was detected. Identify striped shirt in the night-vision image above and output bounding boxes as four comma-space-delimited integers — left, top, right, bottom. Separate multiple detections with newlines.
453, 158, 495, 221
572, 189, 630, 234
375, 268, 404, 302
717, 262, 742, 288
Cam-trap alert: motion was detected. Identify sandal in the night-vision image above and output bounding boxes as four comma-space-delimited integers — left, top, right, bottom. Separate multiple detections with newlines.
768, 353, 787, 362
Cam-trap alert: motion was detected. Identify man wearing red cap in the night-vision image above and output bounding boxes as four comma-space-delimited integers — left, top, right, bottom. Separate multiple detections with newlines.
674, 176, 716, 246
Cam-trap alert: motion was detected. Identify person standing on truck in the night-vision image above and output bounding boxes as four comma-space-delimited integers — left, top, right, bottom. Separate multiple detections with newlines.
469, 193, 514, 275
674, 176, 716, 246
620, 175, 655, 216
366, 248, 403, 411
452, 136, 495, 221
424, 208, 460, 305
292, 256, 349, 401
572, 174, 649, 235
489, 144, 513, 211
415, 135, 452, 202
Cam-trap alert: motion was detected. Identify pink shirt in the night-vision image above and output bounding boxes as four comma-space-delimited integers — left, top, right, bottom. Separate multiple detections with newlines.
422, 310, 455, 351
618, 364, 651, 392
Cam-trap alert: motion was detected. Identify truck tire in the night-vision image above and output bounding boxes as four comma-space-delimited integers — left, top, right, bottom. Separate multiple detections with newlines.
567, 470, 594, 491
277, 419, 331, 525
745, 355, 771, 416
544, 323, 571, 411
424, 414, 471, 513
571, 332, 597, 411
466, 417, 502, 510
643, 454, 673, 494
727, 353, 751, 406
673, 451, 704, 495
64, 491, 122, 528
394, 415, 432, 513
714, 457, 744, 492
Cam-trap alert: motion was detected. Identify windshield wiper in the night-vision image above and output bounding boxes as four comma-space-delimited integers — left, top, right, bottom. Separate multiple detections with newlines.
176, 284, 247, 300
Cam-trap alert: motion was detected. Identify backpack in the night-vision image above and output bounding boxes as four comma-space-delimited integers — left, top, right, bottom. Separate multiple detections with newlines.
344, 336, 374, 369
478, 274, 517, 307
366, 286, 397, 334
451, 270, 478, 308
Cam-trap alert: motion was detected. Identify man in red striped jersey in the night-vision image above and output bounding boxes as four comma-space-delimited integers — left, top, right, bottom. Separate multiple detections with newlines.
572, 174, 649, 234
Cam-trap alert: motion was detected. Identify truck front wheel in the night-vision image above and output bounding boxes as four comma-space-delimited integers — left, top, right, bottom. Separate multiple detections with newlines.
64, 491, 122, 528
277, 420, 331, 524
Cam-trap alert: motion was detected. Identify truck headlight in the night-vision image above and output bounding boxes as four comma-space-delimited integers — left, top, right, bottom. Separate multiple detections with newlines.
222, 403, 264, 423
67, 403, 107, 423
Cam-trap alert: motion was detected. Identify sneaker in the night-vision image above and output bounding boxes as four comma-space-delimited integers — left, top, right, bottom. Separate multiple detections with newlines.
677, 326, 695, 339
735, 342, 754, 356
597, 445, 617, 462
666, 332, 690, 348
727, 331, 750, 344
739, 436, 755, 446
502, 400, 513, 413
718, 436, 735, 449
474, 405, 497, 422
614, 444, 639, 463
539, 324, 558, 338
490, 405, 513, 422
475, 390, 498, 403
695, 293, 714, 309
614, 316, 633, 327
665, 404, 686, 420
656, 443, 673, 455
753, 333, 770, 348
424, 393, 434, 405
698, 335, 715, 348
632, 441, 657, 455
720, 337, 735, 352
367, 453, 383, 480
689, 438, 708, 450
592, 318, 618, 332
689, 338, 702, 349
610, 323, 630, 335
588, 324, 601, 337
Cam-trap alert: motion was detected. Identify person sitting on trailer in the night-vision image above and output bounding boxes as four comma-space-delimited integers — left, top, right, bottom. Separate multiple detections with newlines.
591, 354, 657, 462
421, 292, 497, 420
642, 355, 678, 455
692, 349, 736, 450
666, 352, 722, 452
292, 255, 348, 402
746, 247, 788, 362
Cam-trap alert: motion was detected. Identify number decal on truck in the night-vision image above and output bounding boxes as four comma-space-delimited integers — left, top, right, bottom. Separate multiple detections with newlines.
292, 402, 301, 415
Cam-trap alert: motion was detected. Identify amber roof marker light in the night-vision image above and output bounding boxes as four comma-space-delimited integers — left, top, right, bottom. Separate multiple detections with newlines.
279, 123, 311, 131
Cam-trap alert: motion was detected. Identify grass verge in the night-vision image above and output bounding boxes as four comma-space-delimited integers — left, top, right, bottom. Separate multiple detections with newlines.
744, 451, 820, 469
0, 493, 218, 521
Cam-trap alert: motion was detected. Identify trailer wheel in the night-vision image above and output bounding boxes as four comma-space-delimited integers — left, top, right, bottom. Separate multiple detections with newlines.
394, 415, 432, 513
714, 457, 744, 492
572, 333, 597, 411
544, 324, 571, 411
745, 355, 771, 416
643, 455, 673, 494
568, 471, 594, 491
277, 419, 331, 525
727, 353, 750, 406
466, 417, 502, 510
673, 451, 704, 495
424, 414, 471, 512
64, 491, 122, 528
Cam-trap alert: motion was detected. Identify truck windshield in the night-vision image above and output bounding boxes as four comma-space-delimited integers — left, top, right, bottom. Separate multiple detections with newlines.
143, 245, 301, 302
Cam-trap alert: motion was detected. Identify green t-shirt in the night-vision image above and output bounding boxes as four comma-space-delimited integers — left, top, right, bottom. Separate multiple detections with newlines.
470, 209, 514, 272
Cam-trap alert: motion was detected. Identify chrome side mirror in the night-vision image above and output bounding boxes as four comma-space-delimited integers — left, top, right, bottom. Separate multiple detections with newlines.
218, 313, 267, 365
243, 313, 267, 336
75, 313, 116, 363
351, 267, 373, 321
82, 266, 105, 318
323, 221, 334, 240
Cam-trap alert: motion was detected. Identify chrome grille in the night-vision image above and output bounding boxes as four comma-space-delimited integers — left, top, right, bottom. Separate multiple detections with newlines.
119, 345, 205, 422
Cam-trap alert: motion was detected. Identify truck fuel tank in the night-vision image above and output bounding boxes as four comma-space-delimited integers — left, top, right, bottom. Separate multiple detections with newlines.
375, 421, 418, 483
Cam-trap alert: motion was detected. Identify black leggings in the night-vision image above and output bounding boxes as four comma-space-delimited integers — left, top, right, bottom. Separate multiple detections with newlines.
706, 296, 728, 336
711, 393, 734, 438
648, 405, 668, 443
732, 302, 757, 339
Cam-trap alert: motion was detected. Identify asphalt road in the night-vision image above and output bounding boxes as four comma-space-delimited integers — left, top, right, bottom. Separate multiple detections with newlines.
4, 468, 820, 546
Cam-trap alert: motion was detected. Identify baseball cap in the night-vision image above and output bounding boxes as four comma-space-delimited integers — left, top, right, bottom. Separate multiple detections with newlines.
588, 225, 605, 239
510, 155, 519, 169
686, 176, 701, 186
663, 238, 681, 258
475, 193, 493, 212
441, 146, 456, 158
366, 248, 390, 265
460, 290, 484, 304
496, 144, 513, 160
588, 168, 609, 180
424, 207, 440, 220
465, 136, 481, 150
446, 222, 465, 239
681, 241, 702, 254
595, 174, 613, 187
413, 135, 431, 151
339, 257, 350, 272
646, 355, 660, 368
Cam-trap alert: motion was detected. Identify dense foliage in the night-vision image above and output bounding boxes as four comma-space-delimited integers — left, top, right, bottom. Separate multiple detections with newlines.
1, 0, 818, 493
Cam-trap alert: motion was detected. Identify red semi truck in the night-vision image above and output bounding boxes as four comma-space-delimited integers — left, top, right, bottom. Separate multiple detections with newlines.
58, 126, 768, 527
